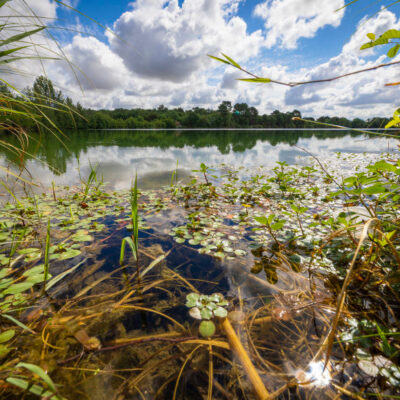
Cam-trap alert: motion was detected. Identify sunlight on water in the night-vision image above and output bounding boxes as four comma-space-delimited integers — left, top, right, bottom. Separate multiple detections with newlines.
296, 361, 332, 388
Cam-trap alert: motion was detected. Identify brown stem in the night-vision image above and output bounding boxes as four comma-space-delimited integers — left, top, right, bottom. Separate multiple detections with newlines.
57, 336, 197, 366
236, 59, 400, 87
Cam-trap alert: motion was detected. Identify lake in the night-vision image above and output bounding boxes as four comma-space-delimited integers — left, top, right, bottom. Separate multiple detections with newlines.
1, 128, 400, 399
0, 129, 398, 190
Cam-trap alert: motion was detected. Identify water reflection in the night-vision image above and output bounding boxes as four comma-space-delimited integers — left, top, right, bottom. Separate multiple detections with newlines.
0, 129, 398, 190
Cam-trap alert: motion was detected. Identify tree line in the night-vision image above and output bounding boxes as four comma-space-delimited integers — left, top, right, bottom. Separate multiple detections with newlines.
1, 76, 391, 131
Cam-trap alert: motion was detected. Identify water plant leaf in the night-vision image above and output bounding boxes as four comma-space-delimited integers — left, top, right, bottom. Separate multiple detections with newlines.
16, 362, 58, 393
1, 314, 35, 333
186, 293, 199, 308
214, 306, 228, 318
0, 344, 10, 360
189, 307, 202, 320
50, 249, 81, 261
71, 234, 93, 242
199, 320, 216, 338
2, 281, 34, 295
201, 307, 213, 320
0, 329, 15, 343
358, 360, 379, 377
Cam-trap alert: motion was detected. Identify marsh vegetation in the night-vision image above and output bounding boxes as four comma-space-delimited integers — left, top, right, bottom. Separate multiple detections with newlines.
1, 0, 400, 399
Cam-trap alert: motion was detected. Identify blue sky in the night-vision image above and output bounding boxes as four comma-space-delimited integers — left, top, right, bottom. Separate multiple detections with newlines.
14, 0, 400, 117
63, 0, 388, 64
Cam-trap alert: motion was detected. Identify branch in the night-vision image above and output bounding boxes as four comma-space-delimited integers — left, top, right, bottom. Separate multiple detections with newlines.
209, 54, 400, 87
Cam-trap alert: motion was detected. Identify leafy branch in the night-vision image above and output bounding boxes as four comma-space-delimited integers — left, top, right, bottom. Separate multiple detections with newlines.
208, 53, 400, 88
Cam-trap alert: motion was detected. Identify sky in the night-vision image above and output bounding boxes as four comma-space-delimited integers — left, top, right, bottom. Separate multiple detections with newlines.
4, 0, 400, 118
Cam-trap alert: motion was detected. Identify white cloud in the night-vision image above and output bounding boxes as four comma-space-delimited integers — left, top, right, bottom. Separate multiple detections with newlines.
281, 8, 400, 117
61, 36, 127, 91
5, 0, 399, 120
342, 8, 400, 56
254, 0, 345, 49
107, 0, 264, 82
0, 0, 57, 20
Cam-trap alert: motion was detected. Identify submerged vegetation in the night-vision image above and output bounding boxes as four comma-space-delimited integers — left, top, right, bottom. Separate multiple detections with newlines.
0, 148, 400, 399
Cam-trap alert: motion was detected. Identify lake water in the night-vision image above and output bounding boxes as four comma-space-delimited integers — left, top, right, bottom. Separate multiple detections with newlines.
0, 129, 398, 190
1, 129, 399, 398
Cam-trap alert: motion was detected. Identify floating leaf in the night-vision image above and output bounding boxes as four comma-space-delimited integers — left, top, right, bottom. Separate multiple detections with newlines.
201, 307, 213, 320
186, 293, 199, 308
189, 307, 202, 320
358, 360, 379, 377
214, 306, 228, 318
50, 249, 81, 261
71, 234, 93, 242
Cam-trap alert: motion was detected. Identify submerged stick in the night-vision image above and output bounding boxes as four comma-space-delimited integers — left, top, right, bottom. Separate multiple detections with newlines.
222, 318, 270, 400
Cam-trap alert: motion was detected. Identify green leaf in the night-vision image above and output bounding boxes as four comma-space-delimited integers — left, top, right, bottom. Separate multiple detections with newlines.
23, 265, 45, 277
0, 27, 45, 47
199, 320, 216, 338
381, 29, 400, 40
207, 54, 231, 65
387, 44, 400, 58
6, 377, 62, 399
0, 344, 10, 360
363, 184, 387, 195
385, 117, 400, 129
50, 248, 81, 261
186, 293, 199, 308
0, 329, 15, 343
2, 281, 34, 295
71, 234, 93, 242
366, 33, 375, 41
372, 160, 397, 172
0, 45, 29, 58
16, 362, 57, 393
213, 306, 228, 318
254, 216, 268, 225
1, 314, 35, 333
221, 53, 241, 68
238, 78, 271, 83
201, 307, 213, 320
271, 221, 285, 230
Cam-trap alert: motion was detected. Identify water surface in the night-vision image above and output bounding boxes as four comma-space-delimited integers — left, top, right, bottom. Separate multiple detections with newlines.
0, 129, 398, 190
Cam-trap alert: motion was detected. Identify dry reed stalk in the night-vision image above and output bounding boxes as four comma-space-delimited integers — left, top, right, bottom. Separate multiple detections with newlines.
222, 318, 270, 399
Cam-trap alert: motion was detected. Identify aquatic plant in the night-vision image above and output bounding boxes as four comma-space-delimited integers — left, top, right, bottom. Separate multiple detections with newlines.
185, 292, 228, 337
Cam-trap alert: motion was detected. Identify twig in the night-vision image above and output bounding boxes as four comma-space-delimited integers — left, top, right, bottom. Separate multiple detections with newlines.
57, 336, 198, 366
233, 59, 400, 87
